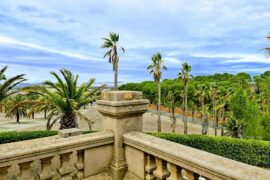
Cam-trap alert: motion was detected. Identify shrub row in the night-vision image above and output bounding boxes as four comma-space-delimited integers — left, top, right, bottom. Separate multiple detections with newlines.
0, 131, 58, 144
0, 130, 97, 145
149, 132, 270, 168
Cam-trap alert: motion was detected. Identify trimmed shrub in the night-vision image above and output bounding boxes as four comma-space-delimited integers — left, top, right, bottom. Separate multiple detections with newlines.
0, 131, 57, 144
149, 132, 270, 168
0, 130, 97, 145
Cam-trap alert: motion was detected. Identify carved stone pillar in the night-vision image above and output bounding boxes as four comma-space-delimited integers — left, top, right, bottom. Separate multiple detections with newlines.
18, 161, 34, 180
0, 166, 10, 180
97, 91, 149, 180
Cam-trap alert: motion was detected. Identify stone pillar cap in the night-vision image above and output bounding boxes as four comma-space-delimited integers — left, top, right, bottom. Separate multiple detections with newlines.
100, 91, 143, 101
97, 91, 149, 118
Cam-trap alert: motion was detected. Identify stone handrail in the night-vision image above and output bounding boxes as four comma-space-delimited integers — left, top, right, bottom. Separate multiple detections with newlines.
0, 131, 114, 180
123, 131, 270, 180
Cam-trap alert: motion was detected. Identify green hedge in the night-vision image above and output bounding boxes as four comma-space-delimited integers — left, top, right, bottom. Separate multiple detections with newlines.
0, 130, 97, 145
149, 133, 270, 168
0, 131, 58, 144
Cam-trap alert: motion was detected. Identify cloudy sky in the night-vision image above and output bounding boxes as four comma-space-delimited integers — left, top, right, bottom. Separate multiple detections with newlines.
0, 0, 270, 83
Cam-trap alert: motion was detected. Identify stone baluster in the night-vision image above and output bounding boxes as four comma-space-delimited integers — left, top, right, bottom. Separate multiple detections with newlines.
39, 156, 55, 180
145, 154, 156, 180
0, 166, 10, 180
18, 161, 34, 180
167, 163, 182, 180
74, 150, 84, 180
97, 91, 149, 180
153, 157, 170, 180
183, 169, 200, 180
57, 152, 74, 180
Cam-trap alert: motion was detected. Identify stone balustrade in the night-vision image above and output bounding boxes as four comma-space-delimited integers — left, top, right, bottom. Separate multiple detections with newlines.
123, 131, 270, 180
0, 131, 114, 180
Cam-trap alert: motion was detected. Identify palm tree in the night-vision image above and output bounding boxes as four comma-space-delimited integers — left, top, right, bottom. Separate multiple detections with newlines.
5, 95, 27, 123
23, 69, 101, 130
224, 118, 245, 138
263, 34, 270, 55
178, 63, 192, 134
0, 66, 26, 110
101, 32, 125, 90
209, 83, 221, 136
201, 105, 210, 135
166, 90, 177, 132
147, 53, 167, 132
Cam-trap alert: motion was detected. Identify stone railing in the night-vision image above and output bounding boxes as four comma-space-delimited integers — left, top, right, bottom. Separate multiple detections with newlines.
124, 132, 270, 180
0, 131, 114, 180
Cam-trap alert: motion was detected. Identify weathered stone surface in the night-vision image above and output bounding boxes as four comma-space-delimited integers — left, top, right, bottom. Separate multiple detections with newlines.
84, 145, 113, 177
101, 91, 143, 101
125, 146, 145, 179
58, 128, 82, 138
97, 91, 149, 180
0, 131, 114, 180
124, 132, 270, 180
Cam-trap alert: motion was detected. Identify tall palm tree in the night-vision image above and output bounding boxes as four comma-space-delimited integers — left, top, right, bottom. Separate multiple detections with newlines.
5, 95, 27, 123
23, 69, 101, 129
209, 83, 221, 136
101, 32, 125, 90
178, 63, 192, 134
147, 53, 167, 132
0, 66, 26, 111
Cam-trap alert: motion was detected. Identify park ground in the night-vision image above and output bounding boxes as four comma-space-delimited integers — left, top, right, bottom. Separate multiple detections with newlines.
0, 106, 219, 135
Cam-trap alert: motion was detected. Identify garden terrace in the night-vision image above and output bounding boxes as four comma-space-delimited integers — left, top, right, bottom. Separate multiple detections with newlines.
0, 91, 269, 180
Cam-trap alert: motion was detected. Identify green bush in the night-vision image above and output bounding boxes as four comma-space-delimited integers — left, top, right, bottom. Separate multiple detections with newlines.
149, 132, 270, 168
0, 131, 58, 144
0, 130, 97, 145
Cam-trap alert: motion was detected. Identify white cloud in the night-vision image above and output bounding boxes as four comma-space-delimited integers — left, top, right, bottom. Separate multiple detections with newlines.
164, 57, 182, 65
0, 35, 102, 61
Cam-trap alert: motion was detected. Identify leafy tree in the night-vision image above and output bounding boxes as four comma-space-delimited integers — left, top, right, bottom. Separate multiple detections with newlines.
178, 63, 192, 134
101, 32, 125, 90
147, 53, 167, 132
23, 69, 101, 130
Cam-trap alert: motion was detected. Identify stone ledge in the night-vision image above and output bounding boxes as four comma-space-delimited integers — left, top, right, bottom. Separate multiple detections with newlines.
0, 131, 114, 166
97, 99, 149, 107
58, 128, 82, 138
123, 132, 270, 180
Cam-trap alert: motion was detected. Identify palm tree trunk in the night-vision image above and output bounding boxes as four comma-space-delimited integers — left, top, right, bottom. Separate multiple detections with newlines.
157, 82, 161, 132
171, 107, 176, 133
192, 110, 195, 121
16, 111, 20, 123
60, 112, 77, 129
214, 102, 217, 136
214, 110, 218, 136
221, 107, 225, 136
202, 114, 209, 135
184, 84, 188, 134
44, 109, 47, 119
114, 60, 118, 90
